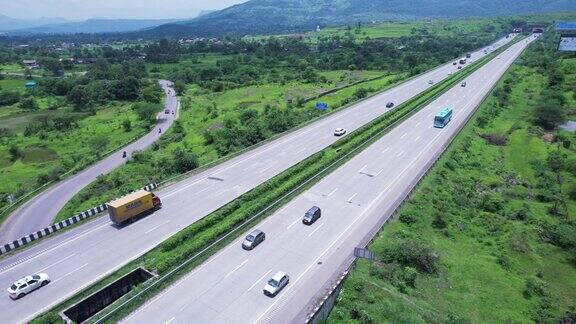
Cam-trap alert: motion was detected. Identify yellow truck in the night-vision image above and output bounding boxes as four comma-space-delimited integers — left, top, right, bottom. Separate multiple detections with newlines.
107, 189, 162, 225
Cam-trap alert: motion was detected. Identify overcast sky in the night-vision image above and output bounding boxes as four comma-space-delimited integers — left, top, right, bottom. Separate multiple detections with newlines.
0, 0, 247, 20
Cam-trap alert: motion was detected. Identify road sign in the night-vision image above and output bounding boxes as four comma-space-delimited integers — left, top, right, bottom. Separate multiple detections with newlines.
315, 102, 328, 111
354, 247, 374, 260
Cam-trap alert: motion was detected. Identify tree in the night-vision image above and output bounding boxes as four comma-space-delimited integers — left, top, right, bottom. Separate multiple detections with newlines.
535, 90, 565, 130
8, 144, 21, 161
173, 81, 186, 95
0, 90, 21, 106
547, 150, 566, 172
122, 119, 132, 132
354, 87, 369, 99
115, 76, 140, 100
20, 96, 38, 110
68, 85, 91, 110
171, 146, 198, 173
40, 57, 63, 76
132, 102, 160, 125
142, 84, 162, 103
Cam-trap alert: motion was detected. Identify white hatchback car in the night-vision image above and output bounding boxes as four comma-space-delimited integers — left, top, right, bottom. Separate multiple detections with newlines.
334, 128, 346, 136
263, 271, 289, 297
7, 273, 50, 299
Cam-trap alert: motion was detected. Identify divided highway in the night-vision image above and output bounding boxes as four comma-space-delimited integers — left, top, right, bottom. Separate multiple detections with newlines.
0, 80, 180, 242
0, 37, 512, 323
124, 36, 537, 323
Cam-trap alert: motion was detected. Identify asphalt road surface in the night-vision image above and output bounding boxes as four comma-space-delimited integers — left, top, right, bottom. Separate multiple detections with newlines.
0, 80, 180, 242
124, 36, 537, 324
0, 37, 513, 323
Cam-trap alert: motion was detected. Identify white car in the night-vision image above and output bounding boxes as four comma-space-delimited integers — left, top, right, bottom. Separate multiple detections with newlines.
263, 271, 289, 297
7, 273, 50, 299
334, 128, 346, 136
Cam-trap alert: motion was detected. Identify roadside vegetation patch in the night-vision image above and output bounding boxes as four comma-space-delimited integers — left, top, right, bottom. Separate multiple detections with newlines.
20, 146, 59, 163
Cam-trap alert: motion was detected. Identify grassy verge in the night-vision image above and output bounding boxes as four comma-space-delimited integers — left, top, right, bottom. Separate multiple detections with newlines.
327, 34, 576, 323
30, 36, 518, 324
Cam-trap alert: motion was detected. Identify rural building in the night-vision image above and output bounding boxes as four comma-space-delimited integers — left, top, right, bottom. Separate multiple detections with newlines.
22, 59, 39, 69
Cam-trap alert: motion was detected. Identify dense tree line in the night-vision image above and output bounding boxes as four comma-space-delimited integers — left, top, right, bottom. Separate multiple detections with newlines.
159, 22, 508, 93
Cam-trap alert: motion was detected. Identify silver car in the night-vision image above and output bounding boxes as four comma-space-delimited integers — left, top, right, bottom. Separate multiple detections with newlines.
242, 229, 265, 250
334, 128, 346, 136
263, 271, 289, 297
7, 273, 50, 299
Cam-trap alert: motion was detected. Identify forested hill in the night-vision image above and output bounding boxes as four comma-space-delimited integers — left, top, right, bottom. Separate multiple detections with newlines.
147, 0, 576, 37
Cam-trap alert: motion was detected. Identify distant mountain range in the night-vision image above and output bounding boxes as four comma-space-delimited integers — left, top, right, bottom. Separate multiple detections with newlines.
0, 15, 180, 35
2, 0, 575, 37
0, 14, 69, 31
146, 0, 576, 37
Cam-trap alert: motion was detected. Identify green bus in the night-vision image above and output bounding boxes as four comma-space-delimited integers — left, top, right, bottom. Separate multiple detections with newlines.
434, 107, 453, 128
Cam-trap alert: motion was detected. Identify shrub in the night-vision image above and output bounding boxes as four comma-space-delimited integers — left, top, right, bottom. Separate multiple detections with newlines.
399, 212, 418, 224
497, 255, 512, 270
432, 214, 448, 229
480, 193, 504, 213
0, 90, 20, 106
402, 266, 418, 287
482, 133, 508, 146
544, 220, 576, 250
524, 277, 547, 298
381, 238, 439, 274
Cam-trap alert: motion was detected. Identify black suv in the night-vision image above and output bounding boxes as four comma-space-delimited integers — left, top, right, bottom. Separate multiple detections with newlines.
302, 206, 321, 225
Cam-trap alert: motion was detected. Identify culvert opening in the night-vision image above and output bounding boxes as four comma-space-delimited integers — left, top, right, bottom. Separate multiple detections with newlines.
61, 267, 154, 323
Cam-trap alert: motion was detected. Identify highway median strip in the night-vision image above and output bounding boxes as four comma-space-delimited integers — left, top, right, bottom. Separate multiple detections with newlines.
31, 36, 522, 324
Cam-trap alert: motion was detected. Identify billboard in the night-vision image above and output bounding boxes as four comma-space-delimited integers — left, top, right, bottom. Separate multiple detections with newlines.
555, 22, 576, 31
559, 36, 576, 52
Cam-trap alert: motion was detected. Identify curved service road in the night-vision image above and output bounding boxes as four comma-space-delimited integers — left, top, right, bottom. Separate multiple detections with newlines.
0, 80, 180, 242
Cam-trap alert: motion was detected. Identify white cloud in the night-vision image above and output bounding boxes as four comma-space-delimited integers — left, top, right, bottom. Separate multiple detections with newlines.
0, 0, 247, 20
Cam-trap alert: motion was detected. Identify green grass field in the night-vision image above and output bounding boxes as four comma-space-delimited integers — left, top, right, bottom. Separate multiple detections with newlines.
0, 77, 27, 91
327, 51, 576, 323
0, 103, 148, 205
0, 63, 25, 74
